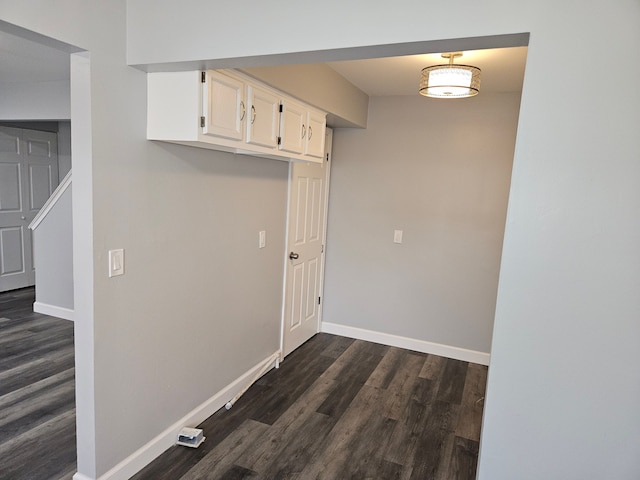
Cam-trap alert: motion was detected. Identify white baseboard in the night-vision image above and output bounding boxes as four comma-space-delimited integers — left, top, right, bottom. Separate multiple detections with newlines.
33, 301, 74, 321
85, 351, 281, 480
321, 322, 490, 366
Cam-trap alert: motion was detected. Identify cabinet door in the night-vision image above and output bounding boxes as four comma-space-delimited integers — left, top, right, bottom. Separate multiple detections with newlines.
203, 71, 246, 141
246, 84, 279, 148
305, 111, 326, 159
278, 99, 306, 155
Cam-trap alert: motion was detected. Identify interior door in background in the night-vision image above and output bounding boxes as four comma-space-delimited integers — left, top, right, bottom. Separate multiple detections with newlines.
0, 126, 58, 292
282, 129, 332, 357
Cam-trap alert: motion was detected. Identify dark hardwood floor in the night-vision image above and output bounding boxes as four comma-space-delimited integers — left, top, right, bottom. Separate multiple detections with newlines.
0, 288, 488, 479
0, 287, 76, 480
134, 334, 487, 480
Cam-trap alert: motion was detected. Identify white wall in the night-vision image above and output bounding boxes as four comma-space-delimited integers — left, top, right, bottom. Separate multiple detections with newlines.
125, 1, 640, 479
324, 93, 519, 355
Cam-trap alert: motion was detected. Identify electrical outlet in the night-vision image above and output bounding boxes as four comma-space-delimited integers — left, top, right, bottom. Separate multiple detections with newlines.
259, 230, 266, 249
108, 249, 124, 277
393, 230, 403, 244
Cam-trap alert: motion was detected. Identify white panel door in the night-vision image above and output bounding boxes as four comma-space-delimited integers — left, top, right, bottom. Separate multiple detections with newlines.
0, 126, 58, 292
282, 129, 332, 357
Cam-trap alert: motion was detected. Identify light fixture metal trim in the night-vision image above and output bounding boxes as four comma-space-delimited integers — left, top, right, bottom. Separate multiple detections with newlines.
419, 52, 481, 98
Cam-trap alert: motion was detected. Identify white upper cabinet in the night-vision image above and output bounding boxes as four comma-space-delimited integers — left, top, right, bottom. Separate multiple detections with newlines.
245, 84, 279, 148
202, 71, 245, 141
305, 110, 327, 159
278, 99, 306, 155
279, 99, 326, 160
147, 69, 326, 163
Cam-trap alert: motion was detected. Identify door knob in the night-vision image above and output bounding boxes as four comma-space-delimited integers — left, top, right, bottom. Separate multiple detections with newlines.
21, 216, 26, 220
289, 252, 299, 260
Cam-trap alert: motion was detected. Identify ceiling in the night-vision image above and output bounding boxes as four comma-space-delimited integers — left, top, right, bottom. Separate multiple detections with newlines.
0, 28, 527, 99
326, 46, 527, 97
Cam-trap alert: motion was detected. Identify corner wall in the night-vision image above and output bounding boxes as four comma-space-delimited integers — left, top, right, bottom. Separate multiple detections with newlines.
126, 2, 640, 479
324, 93, 519, 356
5, 1, 640, 478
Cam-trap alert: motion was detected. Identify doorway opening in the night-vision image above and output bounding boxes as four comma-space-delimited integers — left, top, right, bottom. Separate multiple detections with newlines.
0, 20, 94, 479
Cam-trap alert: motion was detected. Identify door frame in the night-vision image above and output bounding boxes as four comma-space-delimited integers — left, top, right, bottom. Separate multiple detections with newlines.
279, 128, 333, 358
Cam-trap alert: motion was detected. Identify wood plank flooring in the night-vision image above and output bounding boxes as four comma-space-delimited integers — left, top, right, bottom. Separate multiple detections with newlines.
0, 288, 487, 479
0, 287, 76, 480
134, 334, 487, 480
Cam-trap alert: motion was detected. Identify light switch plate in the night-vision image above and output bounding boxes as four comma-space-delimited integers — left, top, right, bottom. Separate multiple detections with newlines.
393, 230, 403, 244
108, 249, 124, 277
259, 230, 266, 249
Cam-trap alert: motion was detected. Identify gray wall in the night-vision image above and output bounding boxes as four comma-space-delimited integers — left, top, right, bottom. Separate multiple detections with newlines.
126, 2, 640, 479
4, 1, 640, 479
1, 4, 288, 478
0, 80, 70, 120
33, 184, 73, 310
91, 144, 288, 474
57, 120, 71, 180
324, 93, 520, 354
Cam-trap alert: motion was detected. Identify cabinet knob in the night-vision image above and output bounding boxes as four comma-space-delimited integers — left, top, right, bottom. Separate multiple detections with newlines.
301, 124, 306, 139
240, 101, 246, 121
308, 125, 312, 140
251, 105, 256, 125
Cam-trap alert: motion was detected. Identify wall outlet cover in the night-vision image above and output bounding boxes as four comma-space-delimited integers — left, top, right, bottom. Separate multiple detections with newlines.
108, 249, 124, 277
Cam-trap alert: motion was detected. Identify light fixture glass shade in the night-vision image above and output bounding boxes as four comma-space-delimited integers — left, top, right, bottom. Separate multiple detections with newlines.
419, 64, 481, 98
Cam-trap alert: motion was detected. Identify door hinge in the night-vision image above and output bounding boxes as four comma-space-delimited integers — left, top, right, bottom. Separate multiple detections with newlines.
326, 153, 329, 162
277, 136, 281, 145
201, 71, 206, 83
321, 244, 324, 253
318, 296, 321, 305
279, 104, 283, 113
200, 116, 205, 128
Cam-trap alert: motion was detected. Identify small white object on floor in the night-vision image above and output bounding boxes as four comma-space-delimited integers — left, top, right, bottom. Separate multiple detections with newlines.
176, 427, 205, 448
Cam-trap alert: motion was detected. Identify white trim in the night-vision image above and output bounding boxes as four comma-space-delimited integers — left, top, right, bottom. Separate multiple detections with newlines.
29, 169, 72, 230
321, 322, 490, 366
33, 301, 74, 321
73, 474, 92, 480
317, 128, 333, 326
93, 351, 281, 480
278, 160, 292, 360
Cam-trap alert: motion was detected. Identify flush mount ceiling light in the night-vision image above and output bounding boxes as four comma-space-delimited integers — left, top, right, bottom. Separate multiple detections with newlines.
419, 52, 481, 98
